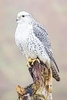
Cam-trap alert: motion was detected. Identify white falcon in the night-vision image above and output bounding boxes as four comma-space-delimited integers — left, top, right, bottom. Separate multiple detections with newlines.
15, 11, 60, 81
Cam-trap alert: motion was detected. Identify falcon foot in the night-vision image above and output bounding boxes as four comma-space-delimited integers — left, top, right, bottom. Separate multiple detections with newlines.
27, 58, 40, 67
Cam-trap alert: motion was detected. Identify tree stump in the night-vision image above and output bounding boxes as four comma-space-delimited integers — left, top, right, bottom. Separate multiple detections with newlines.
16, 60, 52, 100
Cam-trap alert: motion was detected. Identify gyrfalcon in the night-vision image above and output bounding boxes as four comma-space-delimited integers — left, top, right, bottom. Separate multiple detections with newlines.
15, 11, 60, 81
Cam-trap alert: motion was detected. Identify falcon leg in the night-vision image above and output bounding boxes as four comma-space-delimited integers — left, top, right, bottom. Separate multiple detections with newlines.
27, 58, 40, 67
27, 58, 33, 67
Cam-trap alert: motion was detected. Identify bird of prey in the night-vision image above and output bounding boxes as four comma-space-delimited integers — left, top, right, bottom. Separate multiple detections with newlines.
15, 11, 60, 81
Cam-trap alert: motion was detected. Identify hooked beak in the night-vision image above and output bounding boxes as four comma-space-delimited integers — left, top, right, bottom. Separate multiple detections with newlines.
16, 18, 19, 21
16, 16, 21, 22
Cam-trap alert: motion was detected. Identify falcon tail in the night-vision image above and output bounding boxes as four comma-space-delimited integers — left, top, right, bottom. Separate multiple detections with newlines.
50, 60, 60, 81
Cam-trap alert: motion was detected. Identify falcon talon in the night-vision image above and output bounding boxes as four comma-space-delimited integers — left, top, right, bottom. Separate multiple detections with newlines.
31, 58, 40, 65
26, 61, 31, 67
27, 58, 34, 67
27, 58, 40, 67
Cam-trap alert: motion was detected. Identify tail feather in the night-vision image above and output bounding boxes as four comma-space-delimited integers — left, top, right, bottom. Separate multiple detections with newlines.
51, 57, 59, 72
50, 60, 60, 81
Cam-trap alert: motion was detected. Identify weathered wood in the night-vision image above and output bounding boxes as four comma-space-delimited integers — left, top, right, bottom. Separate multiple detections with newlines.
16, 60, 52, 100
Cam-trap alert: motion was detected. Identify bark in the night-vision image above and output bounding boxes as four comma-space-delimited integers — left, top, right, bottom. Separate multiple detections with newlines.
16, 60, 52, 100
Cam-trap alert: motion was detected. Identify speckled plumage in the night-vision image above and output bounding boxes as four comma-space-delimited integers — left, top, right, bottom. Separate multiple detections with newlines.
15, 11, 60, 81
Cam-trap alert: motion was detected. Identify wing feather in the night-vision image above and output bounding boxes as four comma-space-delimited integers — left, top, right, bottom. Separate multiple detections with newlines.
33, 22, 59, 72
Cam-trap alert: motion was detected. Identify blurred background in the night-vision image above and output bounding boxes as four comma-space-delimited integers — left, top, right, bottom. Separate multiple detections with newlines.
0, 0, 67, 100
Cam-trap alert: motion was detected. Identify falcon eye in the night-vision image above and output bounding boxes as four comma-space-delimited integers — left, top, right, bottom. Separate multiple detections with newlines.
22, 15, 25, 17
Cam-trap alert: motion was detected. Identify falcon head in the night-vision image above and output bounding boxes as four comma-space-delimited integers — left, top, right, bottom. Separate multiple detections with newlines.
16, 11, 33, 24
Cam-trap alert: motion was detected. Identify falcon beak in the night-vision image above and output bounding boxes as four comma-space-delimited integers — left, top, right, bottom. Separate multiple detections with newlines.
16, 15, 21, 22
16, 18, 19, 21
16, 16, 21, 21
